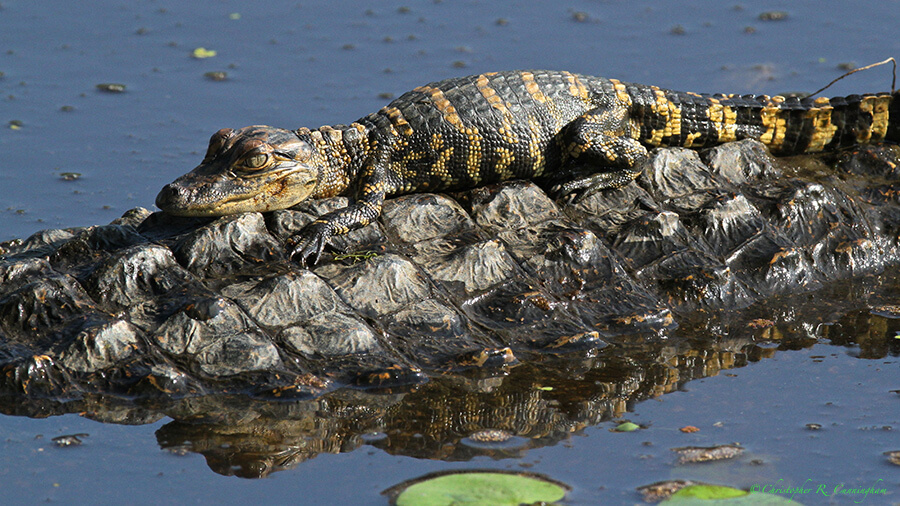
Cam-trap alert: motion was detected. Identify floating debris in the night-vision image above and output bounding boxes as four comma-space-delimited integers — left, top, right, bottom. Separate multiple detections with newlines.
885, 450, 900, 466
571, 11, 590, 22
8, 119, 22, 130
759, 11, 788, 21
679, 425, 700, 433
96, 83, 126, 93
51, 433, 89, 447
672, 444, 744, 464
59, 172, 82, 181
637, 479, 698, 503
204, 71, 228, 81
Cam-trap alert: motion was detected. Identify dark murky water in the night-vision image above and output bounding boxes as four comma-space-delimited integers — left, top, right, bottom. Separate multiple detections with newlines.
2, 1, 899, 504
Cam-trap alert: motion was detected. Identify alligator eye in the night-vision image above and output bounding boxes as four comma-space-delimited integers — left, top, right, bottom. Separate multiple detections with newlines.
242, 153, 269, 169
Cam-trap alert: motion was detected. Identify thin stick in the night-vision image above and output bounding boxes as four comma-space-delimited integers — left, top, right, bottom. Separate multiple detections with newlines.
807, 57, 896, 98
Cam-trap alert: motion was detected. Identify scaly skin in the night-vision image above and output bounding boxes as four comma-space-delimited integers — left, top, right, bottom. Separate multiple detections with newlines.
156, 70, 900, 266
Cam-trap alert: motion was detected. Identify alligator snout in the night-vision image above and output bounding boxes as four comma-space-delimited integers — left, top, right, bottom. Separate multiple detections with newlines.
155, 183, 186, 212
156, 182, 209, 216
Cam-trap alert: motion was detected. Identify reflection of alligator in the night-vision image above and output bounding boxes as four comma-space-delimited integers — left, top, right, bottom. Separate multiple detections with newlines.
1, 283, 896, 478
2, 138, 900, 402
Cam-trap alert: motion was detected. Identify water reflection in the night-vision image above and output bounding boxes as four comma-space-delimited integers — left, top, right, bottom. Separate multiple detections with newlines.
2, 273, 898, 479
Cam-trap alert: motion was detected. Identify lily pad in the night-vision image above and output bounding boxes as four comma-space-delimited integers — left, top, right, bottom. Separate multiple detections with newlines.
614, 421, 640, 432
384, 470, 569, 506
664, 484, 803, 504
192, 47, 217, 59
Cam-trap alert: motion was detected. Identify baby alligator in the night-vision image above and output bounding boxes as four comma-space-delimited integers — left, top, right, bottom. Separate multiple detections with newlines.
155, 70, 900, 265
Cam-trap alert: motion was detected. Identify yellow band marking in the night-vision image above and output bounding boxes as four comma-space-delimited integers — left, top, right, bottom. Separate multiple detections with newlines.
858, 95, 892, 143
465, 127, 483, 180
520, 71, 547, 104
476, 74, 518, 143
494, 146, 515, 180
415, 85, 464, 130
526, 115, 546, 176
805, 103, 838, 152
383, 106, 414, 136
561, 71, 590, 102
707, 98, 738, 143
435, 147, 455, 184
608, 78, 632, 106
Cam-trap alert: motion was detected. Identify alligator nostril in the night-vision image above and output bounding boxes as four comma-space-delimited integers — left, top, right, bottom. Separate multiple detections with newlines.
155, 183, 183, 209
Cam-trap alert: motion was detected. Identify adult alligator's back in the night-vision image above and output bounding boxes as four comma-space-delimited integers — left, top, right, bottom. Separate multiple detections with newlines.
155, 70, 900, 265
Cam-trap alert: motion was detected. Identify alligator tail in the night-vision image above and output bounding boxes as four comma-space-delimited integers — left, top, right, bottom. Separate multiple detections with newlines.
708, 91, 896, 155
886, 89, 900, 144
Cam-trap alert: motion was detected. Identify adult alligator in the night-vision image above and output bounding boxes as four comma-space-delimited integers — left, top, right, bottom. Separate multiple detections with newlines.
3, 70, 900, 401
155, 70, 899, 266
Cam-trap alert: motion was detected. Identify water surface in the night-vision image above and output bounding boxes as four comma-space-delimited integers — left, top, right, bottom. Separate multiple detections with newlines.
1, 1, 899, 504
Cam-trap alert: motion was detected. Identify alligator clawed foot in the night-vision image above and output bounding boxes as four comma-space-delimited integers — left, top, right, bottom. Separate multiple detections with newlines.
551, 169, 642, 203
287, 222, 333, 267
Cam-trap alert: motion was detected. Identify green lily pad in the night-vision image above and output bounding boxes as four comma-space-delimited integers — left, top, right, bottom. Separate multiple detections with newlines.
614, 421, 640, 432
385, 470, 569, 506
192, 47, 217, 59
664, 484, 803, 504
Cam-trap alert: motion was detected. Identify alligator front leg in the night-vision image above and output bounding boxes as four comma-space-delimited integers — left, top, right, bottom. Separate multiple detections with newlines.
288, 158, 388, 267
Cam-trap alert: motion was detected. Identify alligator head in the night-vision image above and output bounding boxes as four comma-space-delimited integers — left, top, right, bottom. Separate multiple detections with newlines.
156, 126, 321, 216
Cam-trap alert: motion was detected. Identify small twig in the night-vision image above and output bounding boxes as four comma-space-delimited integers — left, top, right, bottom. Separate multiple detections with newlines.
333, 250, 380, 264
808, 57, 896, 98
